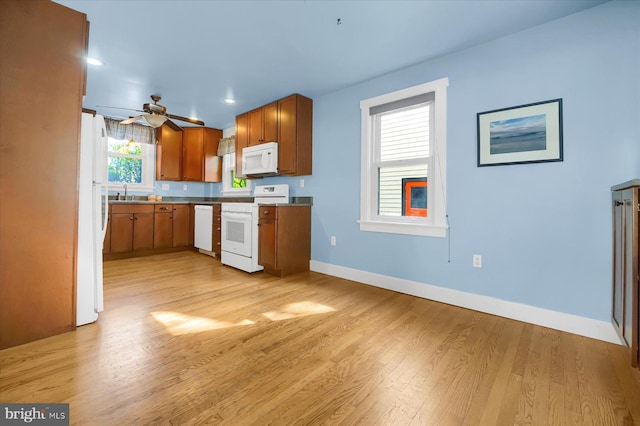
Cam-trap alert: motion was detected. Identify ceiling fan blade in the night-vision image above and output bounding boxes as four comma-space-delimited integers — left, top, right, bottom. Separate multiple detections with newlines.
120, 115, 144, 125
165, 118, 183, 131
97, 106, 145, 113
167, 113, 205, 126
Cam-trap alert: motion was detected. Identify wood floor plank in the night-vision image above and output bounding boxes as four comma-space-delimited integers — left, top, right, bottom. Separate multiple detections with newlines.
1, 251, 639, 425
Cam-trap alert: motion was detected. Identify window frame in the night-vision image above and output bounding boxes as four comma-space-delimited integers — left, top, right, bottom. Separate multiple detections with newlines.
221, 153, 251, 196
102, 136, 155, 193
359, 77, 449, 238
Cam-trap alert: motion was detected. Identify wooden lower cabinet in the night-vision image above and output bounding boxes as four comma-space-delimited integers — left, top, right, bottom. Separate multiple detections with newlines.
107, 203, 191, 259
111, 204, 154, 253
213, 205, 222, 257
173, 204, 190, 247
154, 205, 173, 249
612, 180, 639, 369
258, 205, 311, 277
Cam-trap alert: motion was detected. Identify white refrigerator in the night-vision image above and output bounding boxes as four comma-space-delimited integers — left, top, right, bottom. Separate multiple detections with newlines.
76, 112, 108, 326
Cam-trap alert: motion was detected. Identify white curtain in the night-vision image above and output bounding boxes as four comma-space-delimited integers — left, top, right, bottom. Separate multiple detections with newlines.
217, 136, 235, 156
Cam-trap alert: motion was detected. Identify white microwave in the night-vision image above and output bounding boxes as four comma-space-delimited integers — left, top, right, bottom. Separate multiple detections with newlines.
242, 142, 278, 177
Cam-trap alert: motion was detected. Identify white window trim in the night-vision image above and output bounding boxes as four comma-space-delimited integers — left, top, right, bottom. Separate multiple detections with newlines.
101, 137, 155, 193
359, 77, 448, 238
221, 153, 252, 196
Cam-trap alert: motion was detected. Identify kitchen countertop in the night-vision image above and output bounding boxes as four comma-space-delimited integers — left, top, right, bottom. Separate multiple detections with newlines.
108, 196, 313, 206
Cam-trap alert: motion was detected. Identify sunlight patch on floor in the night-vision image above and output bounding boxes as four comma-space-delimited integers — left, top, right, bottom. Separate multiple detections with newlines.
262, 301, 336, 321
151, 311, 254, 335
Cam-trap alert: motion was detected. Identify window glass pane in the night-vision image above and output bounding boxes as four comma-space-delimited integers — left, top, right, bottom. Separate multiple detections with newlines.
378, 164, 428, 217
379, 104, 430, 162
108, 139, 142, 155
108, 156, 142, 184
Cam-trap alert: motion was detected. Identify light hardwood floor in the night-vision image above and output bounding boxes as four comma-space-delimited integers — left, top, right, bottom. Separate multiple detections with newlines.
1, 251, 639, 425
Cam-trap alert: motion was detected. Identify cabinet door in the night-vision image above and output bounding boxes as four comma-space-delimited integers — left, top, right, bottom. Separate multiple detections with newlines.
173, 205, 190, 247
156, 124, 183, 181
248, 108, 263, 146
154, 211, 173, 249
262, 101, 278, 143
111, 213, 134, 253
133, 212, 154, 251
203, 128, 223, 182
182, 128, 204, 181
258, 218, 277, 270
235, 113, 249, 178
613, 190, 624, 338
278, 94, 312, 176
188, 204, 195, 246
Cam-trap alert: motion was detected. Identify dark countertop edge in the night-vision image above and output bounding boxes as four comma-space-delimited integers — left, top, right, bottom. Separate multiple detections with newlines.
109, 196, 313, 206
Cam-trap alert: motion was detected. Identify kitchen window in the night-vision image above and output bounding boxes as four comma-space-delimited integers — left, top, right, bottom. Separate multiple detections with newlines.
104, 137, 154, 192
359, 77, 448, 237
221, 153, 251, 195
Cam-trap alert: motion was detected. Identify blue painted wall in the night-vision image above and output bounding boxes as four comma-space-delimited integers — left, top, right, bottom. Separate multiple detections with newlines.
250, 1, 638, 322
178, 1, 639, 322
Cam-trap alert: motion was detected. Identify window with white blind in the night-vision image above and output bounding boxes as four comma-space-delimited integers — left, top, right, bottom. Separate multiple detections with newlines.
359, 78, 448, 237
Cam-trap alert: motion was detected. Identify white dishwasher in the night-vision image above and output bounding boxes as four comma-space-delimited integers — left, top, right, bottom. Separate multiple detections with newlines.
194, 205, 213, 255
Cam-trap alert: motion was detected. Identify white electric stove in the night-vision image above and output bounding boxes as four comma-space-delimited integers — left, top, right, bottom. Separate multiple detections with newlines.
220, 184, 289, 273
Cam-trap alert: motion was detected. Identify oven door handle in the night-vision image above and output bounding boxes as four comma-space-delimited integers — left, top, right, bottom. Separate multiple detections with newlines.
222, 212, 253, 222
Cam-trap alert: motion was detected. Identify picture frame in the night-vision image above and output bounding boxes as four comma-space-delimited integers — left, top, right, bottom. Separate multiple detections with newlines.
477, 98, 563, 167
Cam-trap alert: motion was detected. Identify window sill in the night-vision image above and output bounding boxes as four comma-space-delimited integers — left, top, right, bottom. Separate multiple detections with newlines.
358, 220, 447, 238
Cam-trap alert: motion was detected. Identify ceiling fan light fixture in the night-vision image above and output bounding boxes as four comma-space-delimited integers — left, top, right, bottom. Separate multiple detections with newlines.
143, 114, 168, 128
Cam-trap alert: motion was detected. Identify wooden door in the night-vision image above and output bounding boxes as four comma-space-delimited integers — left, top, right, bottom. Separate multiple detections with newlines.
182, 128, 204, 181
262, 102, 278, 143
248, 108, 263, 146
154, 211, 173, 249
156, 124, 183, 181
258, 218, 277, 270
110, 213, 134, 253
172, 205, 190, 247
133, 213, 154, 251
0, 0, 88, 349
235, 113, 249, 178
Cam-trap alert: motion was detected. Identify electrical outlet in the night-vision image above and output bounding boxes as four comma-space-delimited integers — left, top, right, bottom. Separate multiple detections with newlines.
183, 184, 188, 191
161, 184, 169, 190
330, 236, 336, 246
473, 254, 482, 268
300, 179, 305, 188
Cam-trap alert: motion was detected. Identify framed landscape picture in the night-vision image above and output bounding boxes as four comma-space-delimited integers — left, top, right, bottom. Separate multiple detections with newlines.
477, 98, 563, 167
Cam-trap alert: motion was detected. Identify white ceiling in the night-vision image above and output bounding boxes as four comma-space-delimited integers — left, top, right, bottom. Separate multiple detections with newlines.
56, 0, 607, 130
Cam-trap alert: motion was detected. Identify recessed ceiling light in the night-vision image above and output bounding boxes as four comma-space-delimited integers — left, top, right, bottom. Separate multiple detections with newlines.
223, 98, 236, 104
86, 57, 103, 66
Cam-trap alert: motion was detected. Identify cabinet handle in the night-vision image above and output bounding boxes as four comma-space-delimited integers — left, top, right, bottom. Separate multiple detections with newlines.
129, 216, 134, 220
614, 201, 623, 206
217, 227, 221, 231
263, 210, 270, 215
160, 207, 169, 211
134, 217, 138, 220
217, 242, 221, 246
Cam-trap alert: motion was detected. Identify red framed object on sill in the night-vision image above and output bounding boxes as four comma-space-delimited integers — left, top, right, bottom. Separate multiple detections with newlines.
402, 177, 427, 217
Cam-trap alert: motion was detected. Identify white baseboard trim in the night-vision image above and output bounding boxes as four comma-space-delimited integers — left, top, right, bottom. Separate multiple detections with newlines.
309, 260, 621, 345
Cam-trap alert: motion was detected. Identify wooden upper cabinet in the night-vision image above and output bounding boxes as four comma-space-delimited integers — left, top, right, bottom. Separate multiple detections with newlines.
278, 94, 313, 176
235, 113, 249, 178
248, 101, 278, 146
203, 128, 223, 182
183, 127, 223, 182
182, 128, 204, 181
156, 124, 183, 181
